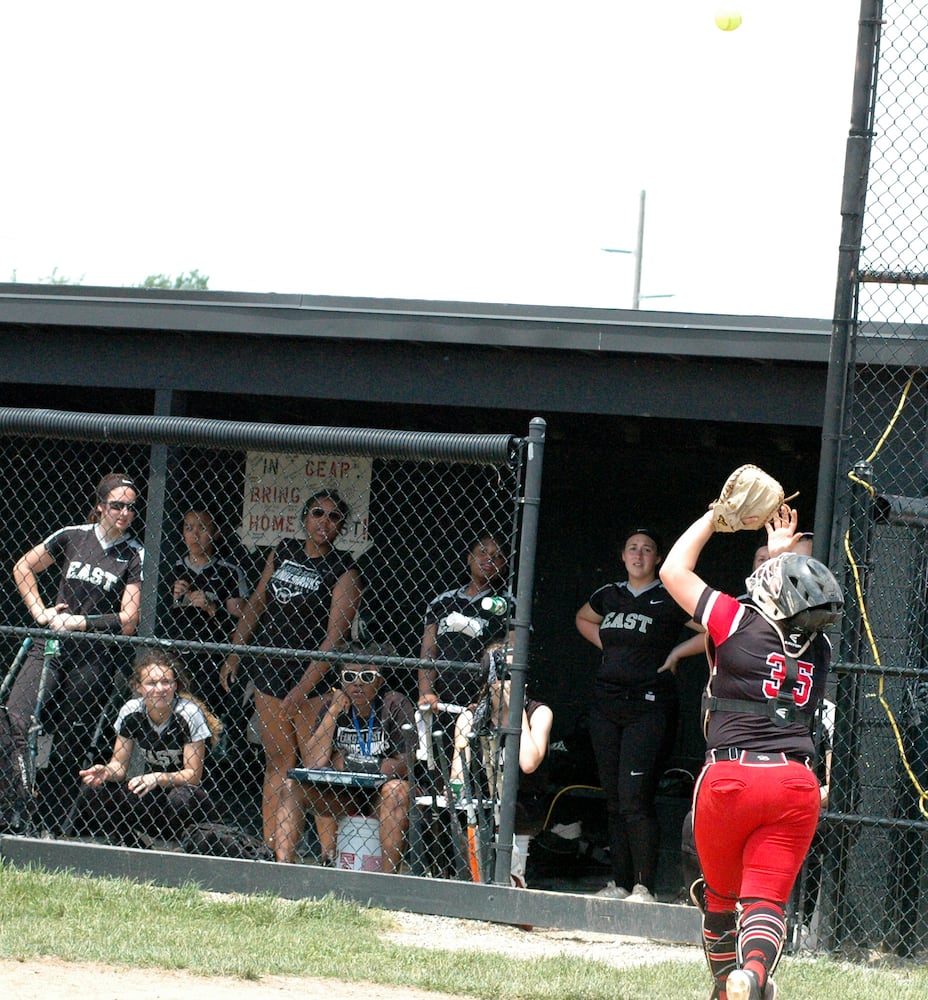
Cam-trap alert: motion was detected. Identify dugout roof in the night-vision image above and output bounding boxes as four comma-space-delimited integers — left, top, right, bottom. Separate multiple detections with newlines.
0, 282, 837, 427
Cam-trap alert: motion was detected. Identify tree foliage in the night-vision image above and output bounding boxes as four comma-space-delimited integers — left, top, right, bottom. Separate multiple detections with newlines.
5, 268, 209, 289
139, 269, 210, 290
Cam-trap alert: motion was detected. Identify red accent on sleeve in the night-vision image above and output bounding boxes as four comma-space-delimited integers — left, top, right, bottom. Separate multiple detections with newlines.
701, 590, 744, 647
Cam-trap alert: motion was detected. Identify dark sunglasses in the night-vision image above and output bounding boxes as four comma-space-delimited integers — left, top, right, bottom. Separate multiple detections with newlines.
342, 669, 379, 685
105, 501, 137, 513
306, 506, 344, 524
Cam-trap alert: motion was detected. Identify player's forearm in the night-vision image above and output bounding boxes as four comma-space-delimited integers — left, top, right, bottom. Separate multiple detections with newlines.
304, 713, 338, 767
418, 668, 437, 700
661, 512, 715, 587
14, 566, 43, 618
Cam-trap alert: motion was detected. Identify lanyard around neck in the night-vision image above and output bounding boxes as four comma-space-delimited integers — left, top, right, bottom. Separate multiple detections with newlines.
351, 705, 376, 756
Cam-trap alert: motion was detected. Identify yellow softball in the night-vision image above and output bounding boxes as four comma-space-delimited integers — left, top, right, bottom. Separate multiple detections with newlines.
715, 10, 743, 31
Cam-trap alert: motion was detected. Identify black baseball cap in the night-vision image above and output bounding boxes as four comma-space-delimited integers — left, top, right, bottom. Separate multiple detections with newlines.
622, 526, 663, 553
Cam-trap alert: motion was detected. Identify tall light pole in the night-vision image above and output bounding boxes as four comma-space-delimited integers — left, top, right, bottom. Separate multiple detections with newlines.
631, 188, 645, 310
602, 189, 647, 309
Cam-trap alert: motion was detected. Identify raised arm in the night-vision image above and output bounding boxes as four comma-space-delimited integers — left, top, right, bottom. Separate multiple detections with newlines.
658, 510, 716, 618
303, 693, 348, 769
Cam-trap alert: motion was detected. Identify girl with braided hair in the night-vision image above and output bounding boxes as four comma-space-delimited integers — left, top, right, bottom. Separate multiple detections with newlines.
660, 507, 842, 1000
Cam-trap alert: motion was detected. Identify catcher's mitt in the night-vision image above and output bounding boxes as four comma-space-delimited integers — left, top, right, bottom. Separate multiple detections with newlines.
711, 464, 790, 532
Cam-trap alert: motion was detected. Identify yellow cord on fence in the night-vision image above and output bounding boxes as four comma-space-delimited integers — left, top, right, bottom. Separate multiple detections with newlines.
843, 373, 928, 818
843, 530, 928, 818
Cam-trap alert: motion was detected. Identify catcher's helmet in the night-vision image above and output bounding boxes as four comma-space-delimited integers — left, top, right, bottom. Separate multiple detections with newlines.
745, 553, 843, 630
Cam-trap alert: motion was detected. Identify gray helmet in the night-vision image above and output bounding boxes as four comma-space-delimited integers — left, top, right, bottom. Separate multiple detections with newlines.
745, 553, 843, 629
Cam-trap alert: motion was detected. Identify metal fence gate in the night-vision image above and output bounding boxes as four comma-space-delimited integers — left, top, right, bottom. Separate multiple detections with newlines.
0, 408, 544, 889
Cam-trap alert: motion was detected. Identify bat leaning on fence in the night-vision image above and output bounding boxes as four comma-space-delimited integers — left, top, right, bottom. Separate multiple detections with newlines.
0, 637, 35, 829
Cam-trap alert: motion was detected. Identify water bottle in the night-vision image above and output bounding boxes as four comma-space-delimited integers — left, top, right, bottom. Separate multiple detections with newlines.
481, 596, 508, 616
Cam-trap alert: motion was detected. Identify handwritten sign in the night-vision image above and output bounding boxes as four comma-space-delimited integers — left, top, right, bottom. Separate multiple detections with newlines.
238, 451, 372, 555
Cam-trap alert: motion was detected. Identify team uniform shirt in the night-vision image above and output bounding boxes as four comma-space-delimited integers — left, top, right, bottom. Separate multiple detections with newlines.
424, 585, 514, 705
588, 580, 690, 702
251, 537, 359, 697
114, 695, 212, 773
424, 586, 514, 663
315, 690, 416, 770
43, 524, 144, 615
166, 553, 248, 643
694, 586, 831, 759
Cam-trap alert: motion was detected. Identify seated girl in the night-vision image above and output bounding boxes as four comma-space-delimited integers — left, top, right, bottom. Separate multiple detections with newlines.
74, 647, 222, 847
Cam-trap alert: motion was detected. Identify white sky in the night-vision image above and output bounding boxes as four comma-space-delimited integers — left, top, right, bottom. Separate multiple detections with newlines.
1, 2, 859, 318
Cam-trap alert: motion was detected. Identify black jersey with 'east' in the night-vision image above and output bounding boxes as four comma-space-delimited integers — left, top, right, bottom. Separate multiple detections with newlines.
115, 696, 212, 773
44, 524, 144, 615
588, 580, 690, 699
695, 587, 831, 758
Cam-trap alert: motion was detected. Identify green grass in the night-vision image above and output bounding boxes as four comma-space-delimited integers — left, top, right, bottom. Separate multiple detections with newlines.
0, 861, 925, 999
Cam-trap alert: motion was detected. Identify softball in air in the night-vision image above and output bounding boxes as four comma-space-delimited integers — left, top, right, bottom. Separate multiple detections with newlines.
714, 10, 742, 31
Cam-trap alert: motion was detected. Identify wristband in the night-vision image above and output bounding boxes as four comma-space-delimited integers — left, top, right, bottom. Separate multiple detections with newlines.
84, 613, 122, 633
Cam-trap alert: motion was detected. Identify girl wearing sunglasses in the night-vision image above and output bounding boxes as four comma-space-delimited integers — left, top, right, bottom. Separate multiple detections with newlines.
3, 472, 144, 834
274, 640, 417, 870
220, 488, 362, 855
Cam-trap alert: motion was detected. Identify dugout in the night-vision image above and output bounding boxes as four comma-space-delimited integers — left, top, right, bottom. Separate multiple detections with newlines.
0, 283, 831, 782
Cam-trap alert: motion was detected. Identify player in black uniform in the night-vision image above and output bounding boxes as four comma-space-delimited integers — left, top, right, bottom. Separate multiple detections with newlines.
3, 472, 144, 832
75, 647, 221, 846
220, 489, 362, 854
660, 508, 842, 1000
165, 507, 248, 708
576, 527, 705, 902
418, 533, 513, 710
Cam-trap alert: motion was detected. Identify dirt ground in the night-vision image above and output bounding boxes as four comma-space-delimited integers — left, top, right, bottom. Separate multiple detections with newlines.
0, 910, 702, 999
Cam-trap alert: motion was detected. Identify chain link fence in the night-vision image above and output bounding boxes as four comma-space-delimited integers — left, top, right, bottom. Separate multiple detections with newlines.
0, 410, 542, 887
803, 0, 928, 960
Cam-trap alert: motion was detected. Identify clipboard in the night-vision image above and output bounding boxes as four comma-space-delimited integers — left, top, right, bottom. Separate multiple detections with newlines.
287, 767, 386, 789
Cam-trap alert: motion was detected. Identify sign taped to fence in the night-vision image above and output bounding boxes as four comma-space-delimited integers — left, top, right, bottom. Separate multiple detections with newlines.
238, 452, 372, 555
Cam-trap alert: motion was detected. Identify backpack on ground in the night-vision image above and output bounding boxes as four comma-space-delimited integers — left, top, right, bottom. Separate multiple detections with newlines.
181, 821, 273, 861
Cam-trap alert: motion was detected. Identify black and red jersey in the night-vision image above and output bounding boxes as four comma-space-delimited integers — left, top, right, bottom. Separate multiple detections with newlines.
694, 587, 831, 758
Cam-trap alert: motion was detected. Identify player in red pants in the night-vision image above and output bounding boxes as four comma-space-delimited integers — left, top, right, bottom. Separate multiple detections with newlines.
660, 507, 842, 1000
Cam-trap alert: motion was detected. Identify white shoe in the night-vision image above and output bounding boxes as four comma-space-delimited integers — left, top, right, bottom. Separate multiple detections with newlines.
726, 969, 777, 1000
624, 883, 656, 903
595, 880, 630, 899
